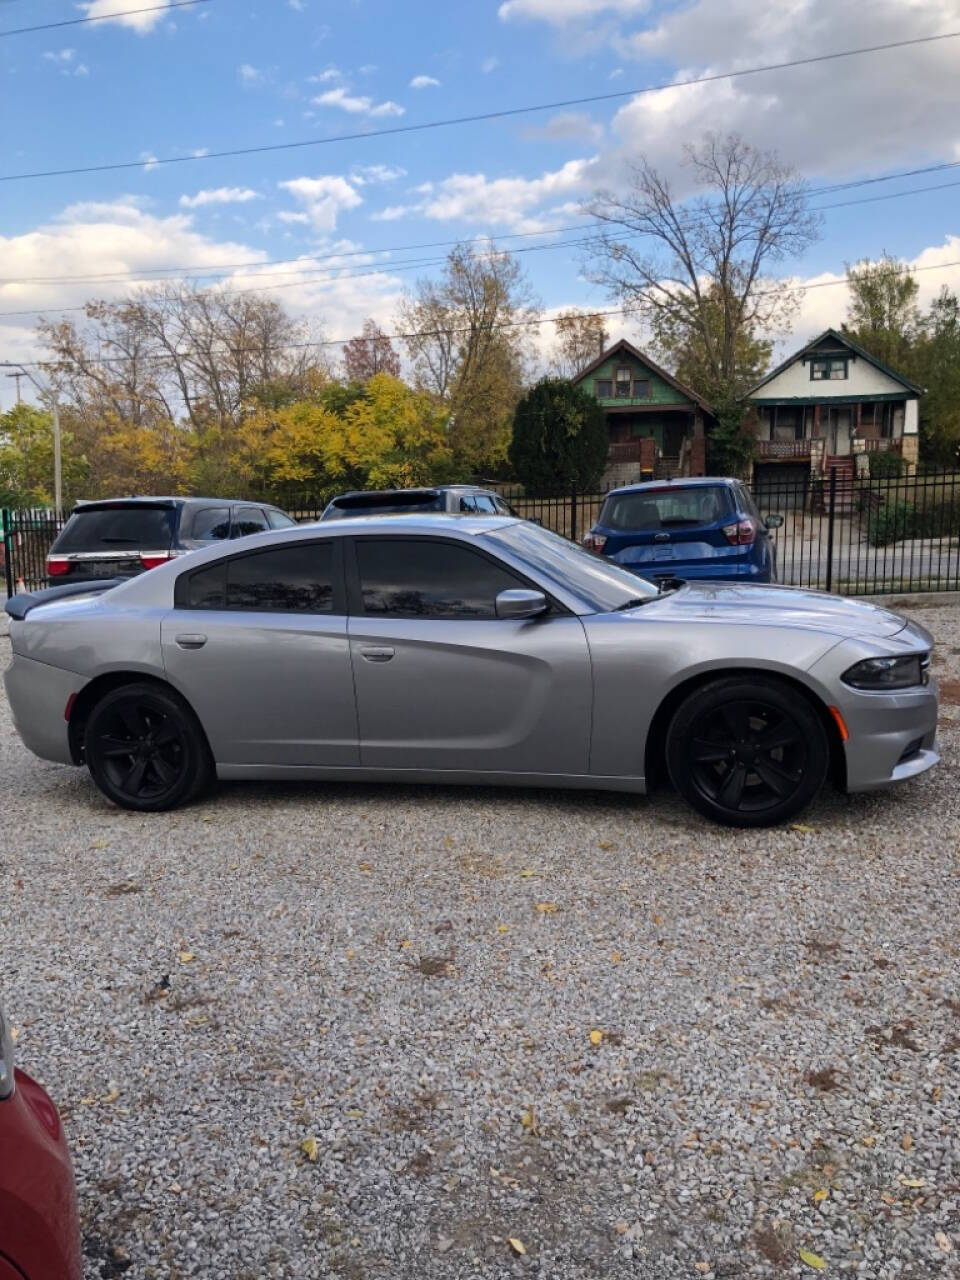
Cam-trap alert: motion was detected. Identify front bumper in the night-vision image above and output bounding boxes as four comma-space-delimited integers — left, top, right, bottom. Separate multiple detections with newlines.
0, 1072, 83, 1280
839, 683, 939, 792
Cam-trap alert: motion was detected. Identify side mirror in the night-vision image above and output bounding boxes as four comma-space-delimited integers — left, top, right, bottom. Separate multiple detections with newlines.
495, 588, 548, 620
764, 514, 784, 529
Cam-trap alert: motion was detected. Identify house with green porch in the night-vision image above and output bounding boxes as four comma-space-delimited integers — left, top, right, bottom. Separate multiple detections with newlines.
572, 339, 716, 485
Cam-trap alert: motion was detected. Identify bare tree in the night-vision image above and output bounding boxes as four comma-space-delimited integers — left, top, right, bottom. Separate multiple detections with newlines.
586, 134, 820, 401
549, 310, 609, 377
342, 318, 402, 382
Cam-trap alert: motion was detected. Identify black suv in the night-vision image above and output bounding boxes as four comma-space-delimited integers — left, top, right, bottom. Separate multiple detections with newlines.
46, 496, 297, 584
320, 485, 518, 520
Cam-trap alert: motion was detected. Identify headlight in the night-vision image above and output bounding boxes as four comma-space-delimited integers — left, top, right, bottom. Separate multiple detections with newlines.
0, 1007, 14, 1099
842, 654, 929, 691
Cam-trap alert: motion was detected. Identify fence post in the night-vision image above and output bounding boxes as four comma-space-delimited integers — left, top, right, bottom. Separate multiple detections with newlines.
570, 483, 578, 544
825, 465, 837, 594
1, 509, 12, 599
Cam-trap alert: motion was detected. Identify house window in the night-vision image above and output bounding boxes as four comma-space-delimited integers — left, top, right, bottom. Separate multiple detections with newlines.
810, 357, 848, 381
615, 367, 632, 398
595, 379, 613, 398
632, 379, 651, 399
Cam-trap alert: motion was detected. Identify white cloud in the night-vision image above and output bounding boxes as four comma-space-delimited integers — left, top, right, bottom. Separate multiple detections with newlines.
409, 74, 441, 89
289, 0, 305, 9
369, 205, 412, 222
43, 49, 75, 64
238, 63, 265, 87
499, 0, 648, 21
140, 152, 159, 173
277, 211, 311, 225
278, 175, 363, 232
523, 112, 604, 143
313, 87, 405, 118
403, 157, 598, 231
308, 67, 342, 83
480, 56, 500, 73
179, 187, 261, 209
349, 164, 406, 186
79, 0, 174, 33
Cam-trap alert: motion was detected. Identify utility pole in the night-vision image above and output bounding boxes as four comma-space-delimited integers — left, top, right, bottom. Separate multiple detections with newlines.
0, 362, 63, 510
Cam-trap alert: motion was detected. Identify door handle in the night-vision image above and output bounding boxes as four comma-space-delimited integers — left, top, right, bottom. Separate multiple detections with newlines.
175, 633, 208, 650
359, 646, 395, 663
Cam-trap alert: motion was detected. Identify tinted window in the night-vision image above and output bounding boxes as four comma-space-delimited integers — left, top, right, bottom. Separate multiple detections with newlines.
737, 485, 763, 522
328, 491, 444, 519
473, 495, 498, 514
180, 543, 335, 612
190, 506, 231, 542
233, 507, 269, 537
53, 505, 175, 553
266, 509, 297, 529
493, 496, 515, 516
458, 494, 479, 513
356, 539, 523, 619
598, 486, 733, 531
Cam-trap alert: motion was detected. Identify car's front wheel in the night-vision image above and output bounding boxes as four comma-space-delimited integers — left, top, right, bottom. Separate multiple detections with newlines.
665, 675, 829, 828
84, 682, 213, 812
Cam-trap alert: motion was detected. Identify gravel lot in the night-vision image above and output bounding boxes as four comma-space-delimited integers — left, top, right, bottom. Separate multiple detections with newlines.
2, 602, 959, 1280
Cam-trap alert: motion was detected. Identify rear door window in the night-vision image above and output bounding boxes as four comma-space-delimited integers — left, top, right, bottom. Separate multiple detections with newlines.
458, 494, 479, 513
179, 542, 337, 613
266, 509, 297, 529
190, 506, 231, 542
52, 505, 175, 552
473, 495, 498, 514
232, 507, 269, 537
598, 487, 733, 531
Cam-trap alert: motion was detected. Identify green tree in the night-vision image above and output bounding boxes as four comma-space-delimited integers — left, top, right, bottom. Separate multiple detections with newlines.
509, 378, 608, 495
705, 395, 757, 477
0, 403, 87, 508
652, 283, 772, 403
914, 287, 960, 466
842, 254, 920, 371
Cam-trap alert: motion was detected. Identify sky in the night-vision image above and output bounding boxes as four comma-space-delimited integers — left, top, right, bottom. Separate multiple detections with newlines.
1, 0, 960, 408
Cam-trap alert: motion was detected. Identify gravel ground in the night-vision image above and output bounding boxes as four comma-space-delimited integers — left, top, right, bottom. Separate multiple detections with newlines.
1, 602, 959, 1280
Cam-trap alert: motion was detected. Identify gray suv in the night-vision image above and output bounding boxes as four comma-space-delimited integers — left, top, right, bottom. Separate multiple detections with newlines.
46, 496, 296, 585
319, 485, 518, 520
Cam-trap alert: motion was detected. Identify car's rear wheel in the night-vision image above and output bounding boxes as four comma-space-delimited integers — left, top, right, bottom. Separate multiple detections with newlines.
84, 683, 213, 812
665, 676, 829, 828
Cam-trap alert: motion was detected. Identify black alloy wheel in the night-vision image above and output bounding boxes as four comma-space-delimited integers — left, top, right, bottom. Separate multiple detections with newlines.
84, 683, 213, 812
665, 676, 829, 828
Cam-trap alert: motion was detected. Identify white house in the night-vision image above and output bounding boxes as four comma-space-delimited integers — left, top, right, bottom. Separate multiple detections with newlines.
746, 329, 923, 485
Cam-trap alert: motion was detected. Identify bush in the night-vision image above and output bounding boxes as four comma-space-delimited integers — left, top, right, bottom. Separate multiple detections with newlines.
867, 449, 906, 478
509, 378, 608, 496
866, 500, 915, 546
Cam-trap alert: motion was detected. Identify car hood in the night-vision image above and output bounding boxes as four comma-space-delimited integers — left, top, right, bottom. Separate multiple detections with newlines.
637, 581, 909, 640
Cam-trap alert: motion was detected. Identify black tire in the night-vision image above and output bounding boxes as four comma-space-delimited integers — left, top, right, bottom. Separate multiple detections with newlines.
665, 675, 829, 828
84, 682, 214, 812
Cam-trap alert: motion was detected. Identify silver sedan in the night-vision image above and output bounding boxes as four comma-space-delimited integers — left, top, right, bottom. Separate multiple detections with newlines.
3, 515, 939, 827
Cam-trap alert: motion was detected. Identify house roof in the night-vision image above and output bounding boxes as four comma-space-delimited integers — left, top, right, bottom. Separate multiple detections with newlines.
746, 328, 923, 398
573, 338, 715, 416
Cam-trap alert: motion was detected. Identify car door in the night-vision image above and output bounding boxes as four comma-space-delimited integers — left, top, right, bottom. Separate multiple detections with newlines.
346, 534, 592, 774
161, 538, 358, 766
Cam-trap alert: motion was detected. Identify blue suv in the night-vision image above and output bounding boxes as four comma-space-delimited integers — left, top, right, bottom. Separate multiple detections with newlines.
582, 478, 783, 585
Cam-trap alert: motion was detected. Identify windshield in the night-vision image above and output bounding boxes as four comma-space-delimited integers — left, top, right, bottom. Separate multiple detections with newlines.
598, 486, 733, 531
484, 521, 659, 612
52, 505, 176, 552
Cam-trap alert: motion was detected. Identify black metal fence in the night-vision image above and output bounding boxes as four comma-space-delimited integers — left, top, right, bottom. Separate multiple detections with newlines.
5, 469, 960, 598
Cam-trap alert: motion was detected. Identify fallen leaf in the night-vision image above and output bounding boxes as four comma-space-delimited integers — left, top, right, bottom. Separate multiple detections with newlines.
521, 1106, 538, 1134
497, 924, 509, 934
935, 1231, 952, 1253
902, 1133, 913, 1151
899, 1176, 925, 1188
535, 902, 557, 914
589, 1029, 604, 1046
614, 1221, 629, 1236
519, 869, 536, 878
861, 1136, 876, 1147
358, 863, 372, 873
880, 1193, 897, 1205
813, 1189, 829, 1203
932, 1085, 942, 1101
400, 940, 412, 949
345, 1109, 363, 1118
89, 841, 108, 850
80, 1095, 98, 1106
598, 841, 616, 851
611, 951, 622, 965
791, 824, 817, 834
798, 1248, 827, 1270
506, 1237, 526, 1256
694, 1264, 712, 1276
178, 951, 195, 964
300, 1137, 318, 1163
103, 1087, 120, 1104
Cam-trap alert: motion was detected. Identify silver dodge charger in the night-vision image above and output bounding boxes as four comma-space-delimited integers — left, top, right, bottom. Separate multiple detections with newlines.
3, 515, 939, 827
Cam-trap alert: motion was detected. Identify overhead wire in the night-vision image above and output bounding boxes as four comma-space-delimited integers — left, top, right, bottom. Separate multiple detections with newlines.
0, 0, 211, 38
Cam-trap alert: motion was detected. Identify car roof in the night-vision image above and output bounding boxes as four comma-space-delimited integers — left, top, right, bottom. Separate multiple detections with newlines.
328, 485, 496, 501
604, 477, 739, 497
71, 496, 283, 510
298, 513, 518, 536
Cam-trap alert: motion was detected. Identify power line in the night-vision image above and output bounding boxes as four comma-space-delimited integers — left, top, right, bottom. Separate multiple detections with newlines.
4, 161, 960, 294
8, 258, 960, 368
0, 0, 211, 38
1, 29, 958, 182
1, 172, 958, 309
